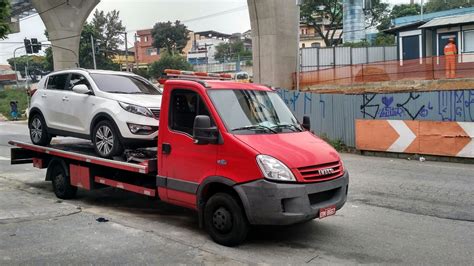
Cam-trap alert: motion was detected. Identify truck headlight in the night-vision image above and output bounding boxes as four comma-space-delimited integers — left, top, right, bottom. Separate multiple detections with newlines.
256, 155, 296, 182
119, 102, 153, 117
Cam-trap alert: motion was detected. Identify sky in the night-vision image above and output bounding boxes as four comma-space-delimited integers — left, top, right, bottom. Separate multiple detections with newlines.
0, 0, 417, 64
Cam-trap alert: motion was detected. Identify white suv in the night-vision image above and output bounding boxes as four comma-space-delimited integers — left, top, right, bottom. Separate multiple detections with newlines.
29, 69, 162, 158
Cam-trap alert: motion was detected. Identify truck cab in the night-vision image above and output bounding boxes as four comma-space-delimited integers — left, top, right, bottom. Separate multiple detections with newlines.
157, 78, 348, 245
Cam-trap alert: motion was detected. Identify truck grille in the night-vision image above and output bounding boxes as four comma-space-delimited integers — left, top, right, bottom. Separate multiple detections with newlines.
150, 109, 160, 118
297, 161, 343, 182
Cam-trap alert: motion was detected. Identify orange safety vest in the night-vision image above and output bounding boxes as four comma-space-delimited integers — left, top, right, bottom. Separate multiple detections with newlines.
444, 43, 457, 56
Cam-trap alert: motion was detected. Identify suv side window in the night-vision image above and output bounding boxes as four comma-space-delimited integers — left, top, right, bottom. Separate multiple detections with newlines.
169, 89, 213, 136
46, 74, 68, 90
68, 74, 91, 91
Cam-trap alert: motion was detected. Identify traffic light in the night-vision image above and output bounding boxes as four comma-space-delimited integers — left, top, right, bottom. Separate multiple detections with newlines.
24, 38, 32, 54
31, 38, 42, 53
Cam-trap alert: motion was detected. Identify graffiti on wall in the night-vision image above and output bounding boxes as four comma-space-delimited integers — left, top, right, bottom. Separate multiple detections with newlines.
361, 92, 433, 120
438, 90, 474, 121
360, 90, 474, 122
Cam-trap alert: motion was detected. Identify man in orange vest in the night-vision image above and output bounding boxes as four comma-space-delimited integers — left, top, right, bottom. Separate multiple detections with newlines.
444, 38, 457, 78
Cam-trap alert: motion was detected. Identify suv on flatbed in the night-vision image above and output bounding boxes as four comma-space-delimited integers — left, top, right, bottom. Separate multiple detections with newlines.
28, 69, 162, 157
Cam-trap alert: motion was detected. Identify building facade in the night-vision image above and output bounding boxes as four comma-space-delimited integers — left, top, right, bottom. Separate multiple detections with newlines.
386, 7, 474, 62
134, 29, 160, 66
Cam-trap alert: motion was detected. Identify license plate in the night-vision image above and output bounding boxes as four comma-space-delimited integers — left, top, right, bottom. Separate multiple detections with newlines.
319, 205, 336, 219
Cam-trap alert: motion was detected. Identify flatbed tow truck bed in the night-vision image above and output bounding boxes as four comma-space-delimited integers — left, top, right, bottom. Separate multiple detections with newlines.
9, 140, 159, 197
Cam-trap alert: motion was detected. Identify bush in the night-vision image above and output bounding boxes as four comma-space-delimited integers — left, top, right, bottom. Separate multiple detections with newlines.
320, 134, 347, 152
0, 87, 29, 120
148, 54, 192, 79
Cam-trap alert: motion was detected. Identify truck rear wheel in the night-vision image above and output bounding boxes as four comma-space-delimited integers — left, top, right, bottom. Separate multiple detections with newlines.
51, 163, 77, 199
204, 193, 249, 246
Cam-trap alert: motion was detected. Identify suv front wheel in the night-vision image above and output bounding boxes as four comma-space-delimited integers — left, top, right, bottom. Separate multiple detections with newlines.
29, 113, 52, 146
92, 120, 123, 158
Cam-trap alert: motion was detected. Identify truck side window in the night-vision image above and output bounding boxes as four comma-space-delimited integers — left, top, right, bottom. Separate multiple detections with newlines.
169, 89, 213, 136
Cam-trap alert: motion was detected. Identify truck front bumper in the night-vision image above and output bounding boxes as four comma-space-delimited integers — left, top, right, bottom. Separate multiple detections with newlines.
234, 171, 349, 225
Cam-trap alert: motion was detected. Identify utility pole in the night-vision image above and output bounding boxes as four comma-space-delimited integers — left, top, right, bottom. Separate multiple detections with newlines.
134, 33, 139, 71
90, 35, 97, 69
124, 32, 129, 72
296, 0, 302, 92
421, 0, 424, 21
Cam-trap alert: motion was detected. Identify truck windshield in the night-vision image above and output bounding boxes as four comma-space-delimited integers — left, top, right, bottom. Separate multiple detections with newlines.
208, 89, 302, 134
90, 74, 161, 95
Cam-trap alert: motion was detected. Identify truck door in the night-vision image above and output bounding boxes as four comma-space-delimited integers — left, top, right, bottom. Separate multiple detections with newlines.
160, 87, 217, 208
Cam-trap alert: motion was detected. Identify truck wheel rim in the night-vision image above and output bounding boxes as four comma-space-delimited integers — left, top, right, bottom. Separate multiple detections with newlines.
212, 207, 232, 233
31, 117, 42, 143
96, 126, 114, 155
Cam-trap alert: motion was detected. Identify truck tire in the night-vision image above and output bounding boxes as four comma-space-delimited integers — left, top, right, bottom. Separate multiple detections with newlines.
92, 120, 123, 158
29, 113, 52, 146
204, 193, 249, 246
51, 163, 77, 199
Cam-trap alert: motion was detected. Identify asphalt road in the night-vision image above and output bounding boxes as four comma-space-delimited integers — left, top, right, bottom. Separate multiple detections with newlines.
0, 121, 473, 265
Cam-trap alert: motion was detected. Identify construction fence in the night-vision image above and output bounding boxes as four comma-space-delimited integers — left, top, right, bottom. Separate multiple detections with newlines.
296, 54, 474, 88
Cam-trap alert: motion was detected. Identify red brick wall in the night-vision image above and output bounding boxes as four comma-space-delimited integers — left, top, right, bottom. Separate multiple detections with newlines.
135, 29, 160, 65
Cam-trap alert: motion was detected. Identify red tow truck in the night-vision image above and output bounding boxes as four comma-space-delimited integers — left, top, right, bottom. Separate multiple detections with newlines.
10, 70, 349, 246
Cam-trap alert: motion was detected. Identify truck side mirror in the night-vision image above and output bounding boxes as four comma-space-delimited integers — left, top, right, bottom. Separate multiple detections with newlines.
193, 115, 218, 145
302, 116, 311, 131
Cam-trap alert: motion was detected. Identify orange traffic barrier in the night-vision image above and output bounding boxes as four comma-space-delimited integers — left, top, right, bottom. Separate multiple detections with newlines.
355, 119, 474, 158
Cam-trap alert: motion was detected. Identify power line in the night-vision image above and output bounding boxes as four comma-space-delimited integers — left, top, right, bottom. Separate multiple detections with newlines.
182, 6, 247, 23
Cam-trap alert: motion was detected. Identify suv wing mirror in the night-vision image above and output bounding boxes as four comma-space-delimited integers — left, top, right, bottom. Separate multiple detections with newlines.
193, 115, 218, 145
302, 116, 311, 131
72, 84, 91, 94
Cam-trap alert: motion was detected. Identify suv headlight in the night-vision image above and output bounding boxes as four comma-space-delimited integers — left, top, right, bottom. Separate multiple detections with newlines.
119, 102, 153, 117
256, 155, 296, 182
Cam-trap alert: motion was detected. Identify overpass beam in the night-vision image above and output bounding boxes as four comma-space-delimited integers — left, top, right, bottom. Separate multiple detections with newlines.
32, 0, 100, 70
247, 0, 298, 89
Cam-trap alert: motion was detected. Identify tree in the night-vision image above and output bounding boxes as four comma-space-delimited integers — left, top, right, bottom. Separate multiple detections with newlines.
373, 33, 395, 46
91, 9, 125, 58
425, 0, 474, 13
0, 0, 11, 39
148, 53, 192, 78
7, 55, 49, 82
300, 0, 390, 47
214, 40, 252, 62
377, 4, 421, 31
151, 20, 189, 55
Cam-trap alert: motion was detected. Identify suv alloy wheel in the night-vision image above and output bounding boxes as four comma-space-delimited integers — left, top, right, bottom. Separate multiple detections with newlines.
29, 113, 52, 146
92, 120, 123, 158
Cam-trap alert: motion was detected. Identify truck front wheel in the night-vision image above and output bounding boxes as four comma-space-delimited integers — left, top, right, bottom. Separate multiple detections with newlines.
204, 193, 249, 246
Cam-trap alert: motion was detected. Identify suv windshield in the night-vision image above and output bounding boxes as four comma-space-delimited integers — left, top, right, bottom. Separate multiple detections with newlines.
208, 89, 302, 134
90, 73, 161, 95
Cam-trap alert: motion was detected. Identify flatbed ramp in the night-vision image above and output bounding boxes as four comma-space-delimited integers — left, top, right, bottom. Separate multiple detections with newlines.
9, 140, 156, 174
9, 140, 159, 197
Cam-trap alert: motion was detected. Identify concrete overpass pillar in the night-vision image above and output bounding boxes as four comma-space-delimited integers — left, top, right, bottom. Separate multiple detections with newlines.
32, 0, 99, 70
247, 0, 298, 89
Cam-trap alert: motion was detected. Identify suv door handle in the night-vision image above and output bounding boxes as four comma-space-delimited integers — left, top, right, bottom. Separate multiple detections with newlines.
62, 96, 69, 101
41, 94, 47, 98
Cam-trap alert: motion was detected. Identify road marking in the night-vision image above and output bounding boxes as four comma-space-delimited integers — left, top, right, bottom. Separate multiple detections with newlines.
0, 156, 10, 161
